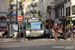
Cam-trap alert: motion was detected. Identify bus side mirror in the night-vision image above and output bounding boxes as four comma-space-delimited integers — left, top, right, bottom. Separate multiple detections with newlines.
43, 22, 44, 24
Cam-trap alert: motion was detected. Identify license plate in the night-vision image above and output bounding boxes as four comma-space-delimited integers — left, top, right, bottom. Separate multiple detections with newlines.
31, 31, 40, 33
31, 31, 36, 33
37, 32, 40, 33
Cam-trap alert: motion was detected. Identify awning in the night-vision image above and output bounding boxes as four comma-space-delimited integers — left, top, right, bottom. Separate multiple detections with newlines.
71, 16, 75, 21
7, 20, 18, 23
7, 20, 18, 24
0, 16, 6, 18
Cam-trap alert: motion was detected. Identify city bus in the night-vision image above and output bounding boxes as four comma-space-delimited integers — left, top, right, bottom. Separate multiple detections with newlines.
25, 18, 44, 39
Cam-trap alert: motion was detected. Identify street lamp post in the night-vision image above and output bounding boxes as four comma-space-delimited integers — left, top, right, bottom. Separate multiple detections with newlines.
16, 0, 21, 21
16, 0, 20, 40
70, 0, 72, 24
16, 0, 18, 30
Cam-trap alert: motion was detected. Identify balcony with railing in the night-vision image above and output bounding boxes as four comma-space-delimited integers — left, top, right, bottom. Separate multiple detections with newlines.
30, 10, 37, 13
31, 3, 38, 7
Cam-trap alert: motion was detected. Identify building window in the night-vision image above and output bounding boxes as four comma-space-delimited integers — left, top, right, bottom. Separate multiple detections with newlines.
55, 10, 57, 18
64, 0, 67, 3
63, 7, 64, 16
54, 0, 57, 3
69, 7, 70, 16
68, 0, 70, 2
66, 7, 70, 16
66, 7, 68, 16
33, 0, 35, 1
61, 8, 62, 16
55, 9, 59, 18
72, 6, 75, 15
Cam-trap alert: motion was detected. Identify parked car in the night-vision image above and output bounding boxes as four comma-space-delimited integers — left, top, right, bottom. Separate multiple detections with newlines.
44, 29, 50, 38
50, 29, 61, 38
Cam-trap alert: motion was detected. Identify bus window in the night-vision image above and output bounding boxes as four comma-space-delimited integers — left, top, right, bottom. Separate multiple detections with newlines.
30, 22, 42, 30
41, 22, 44, 29
26, 23, 31, 30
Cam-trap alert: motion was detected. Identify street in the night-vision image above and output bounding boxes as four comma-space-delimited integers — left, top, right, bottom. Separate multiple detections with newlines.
0, 0, 75, 50
0, 38, 75, 50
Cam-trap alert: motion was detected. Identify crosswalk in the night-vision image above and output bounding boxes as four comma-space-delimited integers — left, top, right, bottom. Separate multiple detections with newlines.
26, 38, 73, 42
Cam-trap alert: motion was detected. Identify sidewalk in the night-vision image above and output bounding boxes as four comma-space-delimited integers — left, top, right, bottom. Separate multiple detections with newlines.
0, 38, 27, 43
0, 38, 74, 43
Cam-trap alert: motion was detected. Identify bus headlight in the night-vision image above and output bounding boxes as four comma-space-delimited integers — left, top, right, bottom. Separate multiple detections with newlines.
40, 30, 44, 34
26, 31, 30, 34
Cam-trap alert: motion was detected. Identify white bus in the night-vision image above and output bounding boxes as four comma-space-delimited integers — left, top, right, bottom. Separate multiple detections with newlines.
25, 18, 44, 39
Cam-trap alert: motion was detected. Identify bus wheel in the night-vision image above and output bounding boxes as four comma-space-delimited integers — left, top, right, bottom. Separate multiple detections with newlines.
40, 36, 44, 39
27, 37, 30, 41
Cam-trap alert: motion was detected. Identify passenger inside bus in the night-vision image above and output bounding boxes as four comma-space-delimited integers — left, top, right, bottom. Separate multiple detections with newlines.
27, 23, 31, 30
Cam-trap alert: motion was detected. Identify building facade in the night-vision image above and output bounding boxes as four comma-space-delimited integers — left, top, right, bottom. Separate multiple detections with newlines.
0, 0, 10, 13
54, 0, 75, 25
23, 0, 38, 19
38, 0, 55, 29
38, 0, 54, 21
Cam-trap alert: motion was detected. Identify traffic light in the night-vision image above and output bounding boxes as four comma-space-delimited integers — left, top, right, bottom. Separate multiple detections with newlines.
47, 6, 52, 12
19, 2, 23, 10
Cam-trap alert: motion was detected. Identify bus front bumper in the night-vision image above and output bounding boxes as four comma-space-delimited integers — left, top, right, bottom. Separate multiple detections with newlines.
26, 33, 44, 37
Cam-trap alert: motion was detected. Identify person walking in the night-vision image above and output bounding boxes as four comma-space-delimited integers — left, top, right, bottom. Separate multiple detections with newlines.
0, 28, 4, 37
58, 25, 64, 38
52, 22, 59, 40
12, 24, 18, 39
69, 23, 75, 40
2, 27, 8, 37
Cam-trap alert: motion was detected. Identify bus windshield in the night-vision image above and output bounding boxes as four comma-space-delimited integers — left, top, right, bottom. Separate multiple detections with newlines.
26, 22, 42, 30
30, 22, 42, 30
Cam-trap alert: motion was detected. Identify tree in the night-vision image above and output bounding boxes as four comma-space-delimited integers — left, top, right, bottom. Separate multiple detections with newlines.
10, 0, 14, 2
65, 24, 71, 29
19, 0, 25, 2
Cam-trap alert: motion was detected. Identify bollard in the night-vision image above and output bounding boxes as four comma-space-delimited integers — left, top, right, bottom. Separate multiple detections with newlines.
19, 29, 21, 41
23, 30, 25, 41
19, 23, 21, 41
13, 34, 14, 41
1, 32, 3, 41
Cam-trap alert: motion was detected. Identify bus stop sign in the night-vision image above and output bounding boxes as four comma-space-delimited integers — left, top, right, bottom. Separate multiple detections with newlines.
17, 16, 23, 21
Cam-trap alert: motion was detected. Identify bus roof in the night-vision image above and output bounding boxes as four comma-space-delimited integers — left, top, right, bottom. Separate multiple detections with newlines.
25, 18, 43, 23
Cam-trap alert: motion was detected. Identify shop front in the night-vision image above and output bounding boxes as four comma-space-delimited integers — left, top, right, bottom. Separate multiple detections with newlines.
45, 20, 49, 29
66, 17, 70, 26
7, 20, 18, 37
71, 16, 75, 25
45, 19, 54, 29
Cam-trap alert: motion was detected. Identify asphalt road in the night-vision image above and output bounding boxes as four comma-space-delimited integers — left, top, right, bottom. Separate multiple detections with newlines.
0, 38, 75, 50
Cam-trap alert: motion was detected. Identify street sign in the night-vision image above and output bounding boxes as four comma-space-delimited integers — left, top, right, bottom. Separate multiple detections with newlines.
17, 16, 23, 41
8, 9, 10, 13
9, 14, 17, 16
17, 16, 23, 21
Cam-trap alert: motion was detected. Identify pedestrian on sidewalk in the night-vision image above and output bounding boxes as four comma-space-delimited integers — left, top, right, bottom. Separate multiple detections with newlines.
58, 25, 64, 38
69, 23, 75, 40
0, 28, 4, 37
12, 24, 18, 39
2, 27, 8, 37
0, 28, 8, 37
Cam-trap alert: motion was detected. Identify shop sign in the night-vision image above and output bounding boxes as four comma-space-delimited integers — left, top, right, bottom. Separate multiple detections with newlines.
46, 23, 48, 25
72, 18, 75, 20
71, 16, 75, 21
66, 17, 70, 21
